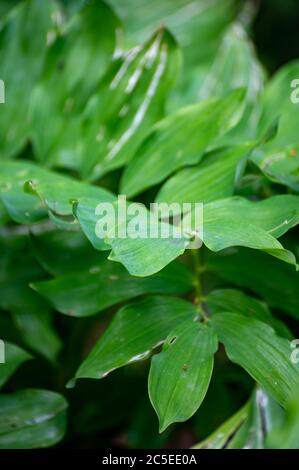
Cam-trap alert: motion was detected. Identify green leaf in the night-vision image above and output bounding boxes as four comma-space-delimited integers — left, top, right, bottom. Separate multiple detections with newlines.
149, 321, 218, 432
203, 195, 299, 266
30, 230, 105, 276
80, 26, 181, 180
0, 342, 32, 389
211, 312, 299, 406
31, 260, 193, 317
207, 288, 292, 339
73, 196, 191, 276
207, 248, 299, 319
30, 0, 121, 167
0, 389, 68, 449
0, 0, 55, 158
193, 403, 249, 449
155, 143, 252, 207
120, 89, 245, 197
73, 296, 198, 381
251, 60, 299, 191
194, 387, 284, 449
266, 391, 299, 449
199, 22, 264, 144
109, 0, 238, 67
0, 160, 115, 225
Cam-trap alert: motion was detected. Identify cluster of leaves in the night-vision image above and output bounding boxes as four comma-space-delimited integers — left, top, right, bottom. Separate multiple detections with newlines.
0, 0, 299, 449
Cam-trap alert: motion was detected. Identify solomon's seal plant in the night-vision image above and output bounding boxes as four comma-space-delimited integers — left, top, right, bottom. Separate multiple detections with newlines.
0, 0, 299, 449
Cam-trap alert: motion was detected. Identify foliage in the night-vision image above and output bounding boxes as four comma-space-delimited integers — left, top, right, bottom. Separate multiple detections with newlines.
0, 0, 299, 449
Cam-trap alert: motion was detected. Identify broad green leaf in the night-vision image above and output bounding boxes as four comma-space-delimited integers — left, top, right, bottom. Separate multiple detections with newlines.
251, 60, 299, 191
73, 296, 198, 381
0, 160, 115, 225
203, 195, 299, 266
207, 289, 292, 339
109, 0, 238, 66
0, 0, 55, 158
80, 26, 181, 180
31, 260, 193, 317
149, 321, 218, 432
0, 342, 32, 389
207, 248, 299, 319
120, 89, 245, 197
155, 143, 252, 207
0, 389, 68, 449
30, 0, 121, 167
211, 312, 299, 406
73, 196, 191, 276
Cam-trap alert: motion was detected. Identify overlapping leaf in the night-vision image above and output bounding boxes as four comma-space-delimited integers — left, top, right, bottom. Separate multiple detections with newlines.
155, 143, 252, 207
73, 296, 198, 381
31, 259, 193, 317
207, 247, 299, 319
80, 26, 181, 179
211, 312, 299, 406
121, 89, 245, 197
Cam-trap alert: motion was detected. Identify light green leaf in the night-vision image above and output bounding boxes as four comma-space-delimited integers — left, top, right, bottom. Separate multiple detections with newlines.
73, 296, 198, 381
121, 89, 245, 197
109, 0, 238, 67
80, 26, 181, 180
0, 0, 55, 158
31, 260, 193, 317
203, 195, 299, 266
156, 143, 252, 207
211, 312, 299, 406
0, 342, 32, 389
30, 0, 121, 167
73, 196, 191, 276
149, 321, 218, 432
0, 160, 115, 225
0, 389, 68, 449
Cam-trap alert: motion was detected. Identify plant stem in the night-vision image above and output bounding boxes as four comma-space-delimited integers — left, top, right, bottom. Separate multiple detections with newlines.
190, 249, 209, 323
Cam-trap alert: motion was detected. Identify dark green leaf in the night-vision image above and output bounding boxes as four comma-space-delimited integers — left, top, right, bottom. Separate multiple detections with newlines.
0, 389, 68, 448
0, 342, 32, 389
31, 260, 193, 317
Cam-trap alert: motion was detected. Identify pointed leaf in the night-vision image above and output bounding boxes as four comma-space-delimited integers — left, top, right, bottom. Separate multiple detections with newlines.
74, 296, 198, 380
211, 312, 299, 406
149, 322, 218, 432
